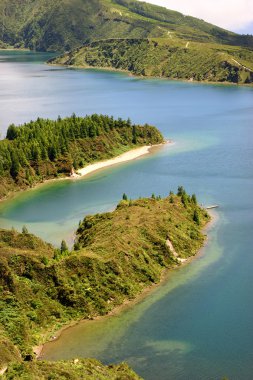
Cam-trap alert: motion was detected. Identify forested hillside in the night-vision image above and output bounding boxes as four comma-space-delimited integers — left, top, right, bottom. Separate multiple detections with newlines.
0, 0, 252, 52
0, 192, 210, 378
0, 114, 164, 199
51, 38, 253, 84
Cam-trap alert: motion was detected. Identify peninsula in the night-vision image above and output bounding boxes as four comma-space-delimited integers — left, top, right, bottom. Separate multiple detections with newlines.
0, 114, 164, 200
50, 38, 253, 85
0, 190, 210, 378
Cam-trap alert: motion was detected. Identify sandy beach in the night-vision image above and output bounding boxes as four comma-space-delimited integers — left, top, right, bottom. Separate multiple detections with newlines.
75, 143, 168, 178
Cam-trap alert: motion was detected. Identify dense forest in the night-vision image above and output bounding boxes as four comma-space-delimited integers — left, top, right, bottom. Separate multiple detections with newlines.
0, 114, 164, 199
51, 38, 253, 84
0, 191, 210, 378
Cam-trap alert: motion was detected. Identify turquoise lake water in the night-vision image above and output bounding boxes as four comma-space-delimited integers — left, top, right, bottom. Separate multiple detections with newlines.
0, 51, 253, 379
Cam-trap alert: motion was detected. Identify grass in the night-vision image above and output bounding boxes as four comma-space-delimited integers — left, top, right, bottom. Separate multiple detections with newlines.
4, 360, 142, 380
0, 191, 209, 378
52, 38, 253, 84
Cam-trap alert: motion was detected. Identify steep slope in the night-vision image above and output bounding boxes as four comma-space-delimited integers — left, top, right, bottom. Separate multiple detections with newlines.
0, 0, 252, 51
51, 38, 253, 84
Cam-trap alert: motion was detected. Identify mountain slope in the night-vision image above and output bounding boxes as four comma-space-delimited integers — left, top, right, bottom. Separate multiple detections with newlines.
0, 0, 252, 51
50, 38, 253, 84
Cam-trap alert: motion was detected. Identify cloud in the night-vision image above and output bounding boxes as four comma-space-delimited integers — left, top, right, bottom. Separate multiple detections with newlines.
138, 0, 253, 33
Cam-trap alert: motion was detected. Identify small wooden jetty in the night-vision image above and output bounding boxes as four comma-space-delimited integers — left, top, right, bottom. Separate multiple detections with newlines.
206, 205, 219, 210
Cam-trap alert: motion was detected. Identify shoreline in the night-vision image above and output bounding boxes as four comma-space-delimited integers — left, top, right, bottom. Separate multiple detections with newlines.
0, 142, 169, 205
73, 142, 168, 179
38, 209, 217, 359
0, 48, 30, 52
48, 61, 253, 88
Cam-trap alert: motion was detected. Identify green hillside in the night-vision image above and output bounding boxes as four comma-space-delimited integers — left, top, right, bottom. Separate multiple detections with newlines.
50, 38, 253, 84
0, 114, 163, 200
2, 360, 142, 380
0, 0, 252, 52
0, 191, 210, 378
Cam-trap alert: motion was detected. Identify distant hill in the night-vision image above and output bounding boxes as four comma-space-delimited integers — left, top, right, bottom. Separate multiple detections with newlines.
50, 38, 253, 84
0, 0, 252, 51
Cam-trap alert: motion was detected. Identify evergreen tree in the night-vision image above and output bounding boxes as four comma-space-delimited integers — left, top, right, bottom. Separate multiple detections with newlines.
191, 194, 197, 204
181, 193, 188, 207
132, 125, 137, 144
61, 240, 68, 253
193, 210, 200, 225
0, 115, 163, 194
177, 186, 185, 196
122, 193, 128, 201
6, 124, 18, 140
22, 225, 29, 234
10, 152, 20, 178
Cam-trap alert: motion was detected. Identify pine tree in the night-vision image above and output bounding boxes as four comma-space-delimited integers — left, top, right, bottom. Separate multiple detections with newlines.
122, 193, 128, 201
132, 125, 137, 144
22, 225, 29, 234
177, 186, 185, 196
10, 152, 20, 178
60, 240, 68, 253
193, 210, 200, 225
191, 194, 197, 204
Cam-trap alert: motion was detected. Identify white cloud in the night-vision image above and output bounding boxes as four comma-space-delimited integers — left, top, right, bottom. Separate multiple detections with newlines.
138, 0, 253, 33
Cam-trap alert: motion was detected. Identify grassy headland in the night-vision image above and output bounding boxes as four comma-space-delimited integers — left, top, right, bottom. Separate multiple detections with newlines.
0, 114, 164, 200
50, 38, 253, 84
0, 191, 210, 378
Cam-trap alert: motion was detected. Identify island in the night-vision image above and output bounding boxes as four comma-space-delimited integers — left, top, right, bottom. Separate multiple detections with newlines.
0, 114, 164, 201
0, 190, 210, 378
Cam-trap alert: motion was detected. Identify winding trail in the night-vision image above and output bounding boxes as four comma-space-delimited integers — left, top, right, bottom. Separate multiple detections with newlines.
231, 58, 253, 73
0, 366, 7, 376
166, 237, 187, 263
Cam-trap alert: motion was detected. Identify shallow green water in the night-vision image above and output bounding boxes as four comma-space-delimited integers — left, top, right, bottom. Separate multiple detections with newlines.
1, 51, 253, 379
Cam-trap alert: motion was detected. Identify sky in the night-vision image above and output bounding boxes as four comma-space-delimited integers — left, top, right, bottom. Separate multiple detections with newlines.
138, 0, 253, 34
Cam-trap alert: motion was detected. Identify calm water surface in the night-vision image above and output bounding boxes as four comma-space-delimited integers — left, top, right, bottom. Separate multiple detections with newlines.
0, 51, 253, 379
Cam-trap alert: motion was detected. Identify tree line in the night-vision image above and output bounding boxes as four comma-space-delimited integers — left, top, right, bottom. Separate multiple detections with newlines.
0, 114, 163, 185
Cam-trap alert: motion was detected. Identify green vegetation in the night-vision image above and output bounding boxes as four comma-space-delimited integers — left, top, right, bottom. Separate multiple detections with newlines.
0, 192, 210, 377
0, 40, 9, 49
51, 38, 253, 84
0, 0, 252, 52
1, 0, 252, 84
3, 360, 141, 380
0, 114, 163, 200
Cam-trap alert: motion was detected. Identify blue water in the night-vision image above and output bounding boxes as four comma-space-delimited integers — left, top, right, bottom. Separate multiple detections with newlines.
0, 51, 253, 379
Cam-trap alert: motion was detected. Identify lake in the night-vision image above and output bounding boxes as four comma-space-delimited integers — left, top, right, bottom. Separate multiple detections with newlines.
0, 50, 253, 379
